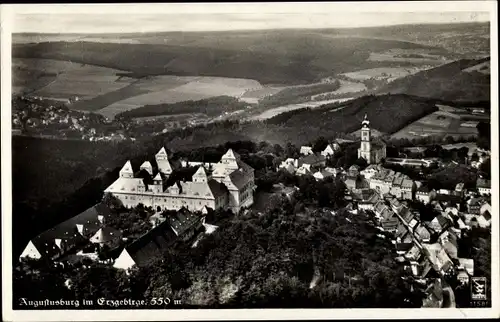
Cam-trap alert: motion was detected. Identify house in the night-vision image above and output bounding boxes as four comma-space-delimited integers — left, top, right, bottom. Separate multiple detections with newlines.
430, 214, 453, 234
344, 176, 365, 191
476, 178, 491, 195
458, 258, 474, 276
477, 210, 491, 228
457, 270, 469, 285
348, 165, 360, 177
422, 279, 444, 308
321, 143, 340, 157
480, 202, 491, 216
313, 169, 336, 181
401, 179, 415, 200
113, 219, 178, 271
300, 146, 313, 156
89, 227, 122, 249
354, 189, 381, 211
416, 186, 436, 204
438, 230, 458, 259
297, 153, 326, 171
296, 166, 312, 177
166, 208, 204, 242
455, 183, 465, 196
434, 194, 462, 210
423, 243, 454, 275
395, 223, 409, 241
278, 158, 297, 173
414, 224, 431, 243
400, 207, 418, 229
405, 245, 423, 262
19, 203, 108, 261
360, 164, 381, 180
466, 197, 482, 215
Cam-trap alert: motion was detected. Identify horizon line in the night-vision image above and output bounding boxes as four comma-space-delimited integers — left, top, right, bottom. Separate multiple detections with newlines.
11, 20, 491, 35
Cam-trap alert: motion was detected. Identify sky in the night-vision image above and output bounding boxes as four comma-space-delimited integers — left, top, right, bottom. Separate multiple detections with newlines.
8, 3, 493, 33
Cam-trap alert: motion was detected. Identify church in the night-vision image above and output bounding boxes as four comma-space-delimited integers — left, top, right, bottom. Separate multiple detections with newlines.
357, 115, 386, 164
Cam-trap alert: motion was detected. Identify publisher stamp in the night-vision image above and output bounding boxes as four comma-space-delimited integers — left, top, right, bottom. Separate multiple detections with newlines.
470, 277, 487, 301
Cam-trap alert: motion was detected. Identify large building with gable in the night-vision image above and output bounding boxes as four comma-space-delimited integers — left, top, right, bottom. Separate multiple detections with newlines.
104, 147, 255, 213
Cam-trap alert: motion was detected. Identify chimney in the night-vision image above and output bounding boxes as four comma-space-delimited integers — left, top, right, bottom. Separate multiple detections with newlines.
76, 224, 84, 235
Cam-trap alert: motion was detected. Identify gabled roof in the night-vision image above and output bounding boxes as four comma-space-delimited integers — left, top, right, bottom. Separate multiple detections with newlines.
90, 227, 122, 244
27, 203, 109, 259
120, 160, 134, 174
167, 209, 203, 236
208, 179, 228, 198
415, 225, 431, 240
156, 147, 168, 157
298, 153, 326, 166
140, 161, 152, 170
476, 178, 491, 188
222, 148, 237, 160
123, 220, 178, 267
153, 173, 162, 181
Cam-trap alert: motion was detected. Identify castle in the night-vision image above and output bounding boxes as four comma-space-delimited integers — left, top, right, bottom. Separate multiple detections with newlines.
104, 148, 255, 213
357, 114, 386, 164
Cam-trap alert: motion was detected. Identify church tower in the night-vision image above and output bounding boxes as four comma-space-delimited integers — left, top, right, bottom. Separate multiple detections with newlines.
358, 114, 372, 164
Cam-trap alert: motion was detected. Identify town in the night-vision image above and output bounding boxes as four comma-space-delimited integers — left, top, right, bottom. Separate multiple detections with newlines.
17, 114, 492, 308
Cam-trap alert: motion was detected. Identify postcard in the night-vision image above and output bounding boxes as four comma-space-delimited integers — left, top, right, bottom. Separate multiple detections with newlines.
1, 1, 498, 320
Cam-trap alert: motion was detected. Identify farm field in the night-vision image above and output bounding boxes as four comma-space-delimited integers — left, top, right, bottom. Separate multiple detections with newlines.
13, 58, 134, 98
311, 80, 366, 99
240, 87, 285, 104
368, 48, 451, 64
340, 66, 428, 81
462, 60, 490, 74
98, 76, 261, 118
14, 58, 265, 119
391, 111, 478, 139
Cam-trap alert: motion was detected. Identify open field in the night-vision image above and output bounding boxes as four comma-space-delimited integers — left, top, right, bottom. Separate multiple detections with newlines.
240, 87, 285, 104
340, 66, 428, 81
13, 58, 134, 99
391, 110, 480, 139
462, 60, 490, 74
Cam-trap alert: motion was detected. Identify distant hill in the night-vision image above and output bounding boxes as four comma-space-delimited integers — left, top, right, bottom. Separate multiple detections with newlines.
377, 58, 491, 102
252, 94, 439, 144
12, 33, 433, 85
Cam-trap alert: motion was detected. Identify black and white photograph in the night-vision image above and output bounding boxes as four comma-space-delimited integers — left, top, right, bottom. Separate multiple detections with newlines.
1, 2, 498, 320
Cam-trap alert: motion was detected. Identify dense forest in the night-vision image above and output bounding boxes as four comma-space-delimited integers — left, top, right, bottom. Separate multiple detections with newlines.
378, 58, 491, 102
117, 96, 249, 119
258, 81, 341, 107
13, 35, 430, 85
265, 94, 439, 134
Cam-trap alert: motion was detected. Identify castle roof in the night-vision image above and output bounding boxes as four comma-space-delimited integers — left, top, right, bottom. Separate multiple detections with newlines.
222, 148, 237, 160
140, 161, 152, 170
153, 173, 162, 181
122, 220, 178, 268
25, 203, 109, 260
156, 147, 168, 157
120, 160, 134, 174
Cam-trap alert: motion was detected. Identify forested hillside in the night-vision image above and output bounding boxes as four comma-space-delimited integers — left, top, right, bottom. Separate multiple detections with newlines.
378, 58, 490, 101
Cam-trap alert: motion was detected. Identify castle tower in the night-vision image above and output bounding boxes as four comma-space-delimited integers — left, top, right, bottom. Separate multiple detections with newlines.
155, 147, 172, 175
192, 166, 208, 183
119, 160, 134, 178
220, 149, 239, 171
152, 173, 163, 193
358, 114, 372, 164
